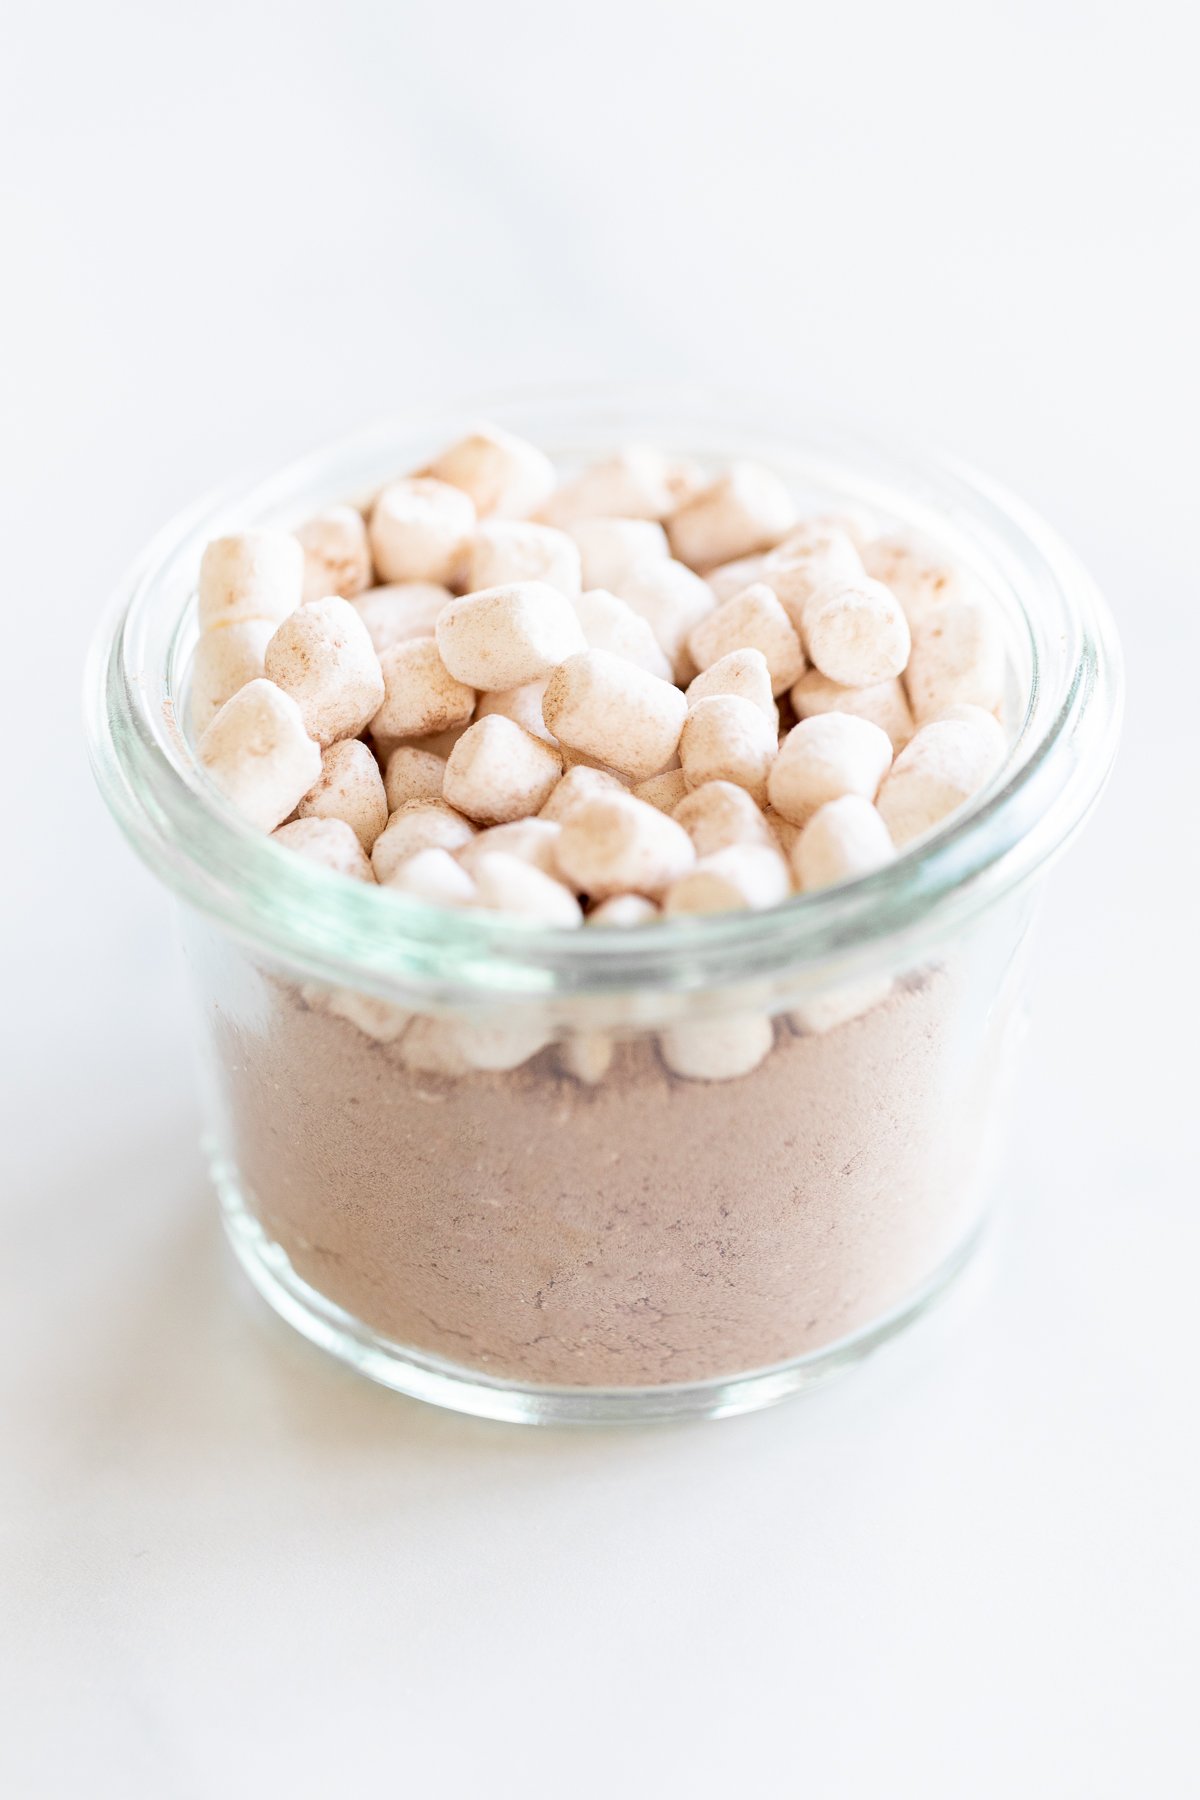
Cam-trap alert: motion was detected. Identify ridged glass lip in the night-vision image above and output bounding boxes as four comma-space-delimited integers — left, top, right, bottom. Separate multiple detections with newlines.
84, 383, 1123, 1005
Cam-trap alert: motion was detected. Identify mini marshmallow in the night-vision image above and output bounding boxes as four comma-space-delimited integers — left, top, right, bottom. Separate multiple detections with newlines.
264, 596, 385, 747
443, 715, 563, 824
673, 781, 778, 857
197, 531, 305, 631
458, 817, 563, 881
659, 1014, 774, 1082
764, 810, 802, 856
791, 979, 893, 1036
385, 847, 478, 907
296, 505, 373, 602
632, 768, 689, 814
475, 679, 556, 744
570, 588, 673, 681
451, 1017, 553, 1072
541, 649, 687, 783
471, 852, 584, 927
272, 815, 375, 882
760, 528, 867, 637
904, 599, 1006, 722
705, 554, 771, 603
190, 618, 274, 730
321, 987, 412, 1044
803, 576, 912, 687
554, 792, 695, 900
198, 679, 322, 832
299, 737, 389, 850
368, 477, 475, 585
436, 582, 587, 691
423, 423, 555, 519
567, 517, 669, 591
541, 446, 696, 525
464, 521, 582, 596
767, 713, 894, 826
539, 765, 629, 824
678, 695, 777, 805
399, 1016, 470, 1077
791, 795, 895, 892
383, 745, 448, 812
685, 647, 777, 724
587, 893, 660, 927
664, 844, 791, 915
687, 582, 805, 696
667, 463, 797, 571
352, 582, 452, 652
371, 638, 475, 740
612, 558, 716, 678
863, 537, 964, 625
559, 1034, 614, 1084
790, 667, 915, 752
371, 800, 476, 882
875, 710, 1008, 847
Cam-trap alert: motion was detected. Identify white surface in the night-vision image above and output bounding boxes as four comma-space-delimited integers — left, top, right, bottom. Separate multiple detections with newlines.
3, 3, 1198, 1795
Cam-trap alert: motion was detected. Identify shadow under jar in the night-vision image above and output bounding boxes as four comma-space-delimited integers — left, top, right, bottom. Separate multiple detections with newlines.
86, 388, 1122, 1424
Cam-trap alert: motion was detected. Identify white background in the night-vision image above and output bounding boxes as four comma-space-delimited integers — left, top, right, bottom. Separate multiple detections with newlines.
3, 3, 1198, 1795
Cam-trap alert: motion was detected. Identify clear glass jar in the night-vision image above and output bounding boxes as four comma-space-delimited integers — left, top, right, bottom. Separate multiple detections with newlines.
85, 387, 1122, 1424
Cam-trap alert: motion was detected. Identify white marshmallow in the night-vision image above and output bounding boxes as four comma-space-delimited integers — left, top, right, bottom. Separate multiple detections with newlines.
539, 765, 630, 824
863, 536, 965, 625
443, 716, 563, 824
792, 796, 895, 892
371, 800, 476, 882
464, 521, 582, 596
790, 667, 915, 752
352, 582, 452, 652
542, 649, 687, 783
791, 979, 893, 1036
659, 1014, 774, 1082
296, 505, 373, 602
685, 647, 777, 725
436, 581, 587, 691
197, 679, 322, 832
567, 517, 669, 591
570, 588, 673, 681
197, 531, 304, 630
371, 638, 475, 740
875, 710, 1008, 847
667, 463, 797, 571
760, 528, 866, 636
612, 558, 716, 678
664, 844, 791, 915
632, 768, 689, 814
271, 815, 375, 882
299, 737, 389, 850
189, 619, 274, 731
804, 576, 912, 687
554, 792, 695, 900
678, 695, 777, 805
767, 714, 894, 826
384, 846, 478, 907
318, 987, 412, 1044
423, 423, 555, 520
475, 679, 556, 745
451, 1017, 553, 1072
904, 599, 1006, 722
705, 554, 771, 603
368, 477, 476, 585
672, 781, 778, 856
587, 893, 660, 927
399, 1016, 470, 1077
559, 1034, 614, 1084
458, 817, 563, 881
383, 745, 448, 812
541, 446, 696, 525
264, 596, 385, 747
471, 852, 584, 926
687, 582, 805, 696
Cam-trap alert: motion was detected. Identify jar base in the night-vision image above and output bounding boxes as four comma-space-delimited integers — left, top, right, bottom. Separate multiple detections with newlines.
216, 1163, 984, 1426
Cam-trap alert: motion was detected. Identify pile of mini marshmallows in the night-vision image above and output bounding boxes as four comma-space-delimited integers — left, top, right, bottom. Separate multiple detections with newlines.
192, 422, 1007, 971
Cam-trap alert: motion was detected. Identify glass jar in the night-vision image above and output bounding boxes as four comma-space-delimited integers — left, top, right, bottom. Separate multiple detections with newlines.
85, 387, 1122, 1424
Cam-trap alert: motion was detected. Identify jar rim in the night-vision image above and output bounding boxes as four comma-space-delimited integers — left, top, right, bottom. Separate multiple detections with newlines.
84, 383, 1123, 1005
